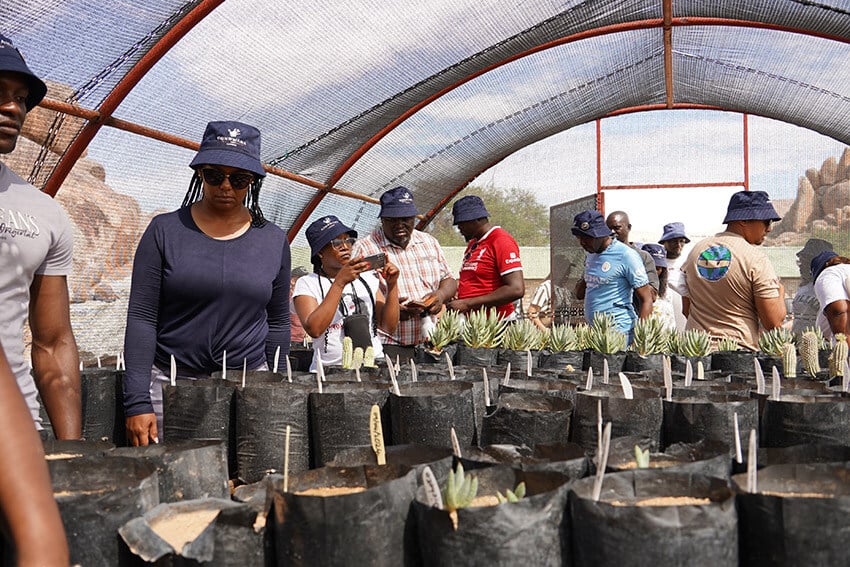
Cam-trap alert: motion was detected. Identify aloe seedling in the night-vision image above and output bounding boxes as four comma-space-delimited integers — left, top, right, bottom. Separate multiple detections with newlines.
461, 308, 507, 348
502, 319, 546, 351
758, 328, 795, 357
676, 329, 712, 357
586, 313, 627, 354
630, 315, 670, 356
546, 323, 580, 352
427, 309, 463, 352
495, 481, 527, 504
634, 445, 650, 468
715, 336, 740, 352
442, 462, 478, 511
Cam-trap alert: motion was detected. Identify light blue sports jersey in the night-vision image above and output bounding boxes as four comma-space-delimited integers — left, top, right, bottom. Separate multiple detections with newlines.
584, 239, 649, 333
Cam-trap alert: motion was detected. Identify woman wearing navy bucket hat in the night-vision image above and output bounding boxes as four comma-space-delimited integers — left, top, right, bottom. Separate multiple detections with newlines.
293, 215, 399, 371
123, 121, 292, 446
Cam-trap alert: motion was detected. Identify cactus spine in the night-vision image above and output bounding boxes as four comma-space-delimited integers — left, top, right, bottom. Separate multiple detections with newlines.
799, 330, 821, 377
781, 342, 797, 378
829, 334, 849, 377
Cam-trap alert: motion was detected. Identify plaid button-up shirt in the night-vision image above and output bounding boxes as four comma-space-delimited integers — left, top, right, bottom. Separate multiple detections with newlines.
353, 228, 453, 345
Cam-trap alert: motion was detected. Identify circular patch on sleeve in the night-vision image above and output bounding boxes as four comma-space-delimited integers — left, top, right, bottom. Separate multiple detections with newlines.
696, 245, 732, 281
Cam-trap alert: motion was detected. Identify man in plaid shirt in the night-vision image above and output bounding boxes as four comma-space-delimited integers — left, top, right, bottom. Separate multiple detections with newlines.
352, 187, 457, 363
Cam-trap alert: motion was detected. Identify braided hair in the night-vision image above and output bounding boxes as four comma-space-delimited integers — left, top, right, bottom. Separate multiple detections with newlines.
182, 170, 268, 228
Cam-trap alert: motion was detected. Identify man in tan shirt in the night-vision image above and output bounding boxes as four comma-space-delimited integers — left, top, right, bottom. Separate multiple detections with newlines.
681, 191, 786, 351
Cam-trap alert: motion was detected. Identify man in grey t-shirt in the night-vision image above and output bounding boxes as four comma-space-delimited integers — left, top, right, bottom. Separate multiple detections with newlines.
0, 34, 80, 438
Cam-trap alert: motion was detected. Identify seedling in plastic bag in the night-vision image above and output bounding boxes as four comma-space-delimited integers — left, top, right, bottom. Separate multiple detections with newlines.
443, 462, 478, 512
496, 481, 526, 504
634, 445, 650, 468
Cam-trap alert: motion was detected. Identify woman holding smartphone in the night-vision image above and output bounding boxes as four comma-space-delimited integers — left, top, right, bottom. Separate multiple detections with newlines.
293, 215, 400, 371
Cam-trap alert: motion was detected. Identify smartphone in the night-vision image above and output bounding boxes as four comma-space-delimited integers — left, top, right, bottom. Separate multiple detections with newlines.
362, 252, 387, 270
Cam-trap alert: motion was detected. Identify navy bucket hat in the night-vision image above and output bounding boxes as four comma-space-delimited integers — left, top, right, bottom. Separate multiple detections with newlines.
722, 191, 781, 223
797, 238, 833, 259
305, 215, 358, 265
189, 121, 266, 177
452, 195, 490, 224
379, 186, 419, 218
658, 222, 690, 243
0, 33, 47, 111
642, 243, 668, 268
571, 210, 612, 238
811, 250, 839, 283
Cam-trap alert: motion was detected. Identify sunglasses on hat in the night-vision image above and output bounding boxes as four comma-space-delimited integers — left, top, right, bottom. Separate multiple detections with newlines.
199, 168, 254, 190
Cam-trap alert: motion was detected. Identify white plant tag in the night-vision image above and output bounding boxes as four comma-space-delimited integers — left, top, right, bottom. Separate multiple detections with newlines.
503, 362, 511, 386
684, 360, 693, 387
844, 359, 850, 392
697, 360, 705, 380
316, 351, 326, 382
450, 427, 462, 458
285, 355, 292, 383
482, 368, 491, 407
421, 466, 443, 509
445, 352, 455, 380
97, 355, 102, 368
526, 349, 533, 377
316, 368, 323, 394
592, 422, 612, 502
663, 363, 672, 402
170, 354, 177, 387
585, 367, 593, 391
79, 360, 83, 371
754, 358, 765, 394
733, 412, 743, 464
771, 366, 781, 400
388, 360, 401, 396
115, 352, 121, 371
283, 425, 291, 492
662, 355, 672, 389
410, 359, 418, 382
370, 404, 386, 465
242, 358, 247, 388
395, 355, 401, 373
355, 367, 361, 382
746, 428, 758, 493
602, 358, 609, 384
618, 372, 634, 400
596, 400, 603, 464
273, 345, 281, 374
222, 350, 227, 381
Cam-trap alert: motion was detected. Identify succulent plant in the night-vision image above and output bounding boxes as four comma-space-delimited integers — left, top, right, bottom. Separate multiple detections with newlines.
442, 462, 478, 511
545, 323, 580, 352
802, 326, 829, 350
427, 309, 464, 351
630, 315, 671, 356
715, 336, 740, 352
342, 336, 353, 368
502, 319, 546, 351
829, 334, 849, 378
495, 481, 526, 504
758, 328, 795, 357
586, 313, 627, 354
461, 308, 507, 349
782, 342, 797, 378
634, 445, 651, 468
573, 323, 591, 350
351, 347, 364, 370
672, 329, 712, 357
799, 330, 821, 377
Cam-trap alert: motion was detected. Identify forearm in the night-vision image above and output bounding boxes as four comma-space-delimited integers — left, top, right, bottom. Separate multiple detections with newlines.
379, 284, 400, 334
301, 282, 345, 337
436, 278, 458, 303
32, 333, 81, 439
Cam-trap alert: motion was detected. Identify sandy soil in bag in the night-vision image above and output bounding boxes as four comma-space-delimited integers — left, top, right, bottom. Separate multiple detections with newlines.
45, 453, 83, 460
759, 491, 833, 498
150, 509, 220, 552
614, 460, 683, 470
469, 495, 501, 507
295, 486, 366, 497
610, 496, 711, 507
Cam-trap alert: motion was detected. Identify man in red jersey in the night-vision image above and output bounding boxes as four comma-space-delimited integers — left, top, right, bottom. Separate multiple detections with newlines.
447, 195, 524, 320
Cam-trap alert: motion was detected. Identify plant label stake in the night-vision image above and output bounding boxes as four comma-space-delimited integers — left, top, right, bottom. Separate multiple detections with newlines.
445, 352, 455, 380
482, 368, 490, 407
115, 352, 120, 371
421, 466, 443, 509
316, 351, 326, 382
315, 369, 323, 394
283, 424, 291, 492
273, 345, 280, 373
663, 364, 673, 402
370, 404, 386, 465
526, 349, 533, 377
602, 358, 609, 384
843, 359, 850, 393
697, 360, 705, 380
222, 350, 227, 381
618, 372, 634, 399
596, 400, 603, 466
662, 355, 672, 389
285, 355, 292, 383
585, 367, 593, 391
592, 422, 612, 502
503, 362, 511, 386
355, 366, 361, 382
450, 426, 462, 458
771, 366, 781, 401
170, 354, 177, 387
97, 355, 102, 368
387, 360, 401, 396
242, 358, 247, 388
79, 360, 83, 371
395, 355, 401, 373
410, 359, 418, 382
684, 360, 693, 387
754, 358, 765, 394
733, 412, 743, 464
746, 428, 757, 493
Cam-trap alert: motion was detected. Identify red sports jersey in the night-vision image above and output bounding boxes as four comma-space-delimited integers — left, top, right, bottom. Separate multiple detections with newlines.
457, 226, 523, 318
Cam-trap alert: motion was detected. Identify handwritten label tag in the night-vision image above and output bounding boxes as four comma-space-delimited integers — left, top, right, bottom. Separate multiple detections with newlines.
370, 404, 386, 465
526, 349, 533, 377
618, 372, 633, 399
421, 466, 443, 509
446, 352, 455, 380
450, 427, 462, 458
602, 358, 609, 384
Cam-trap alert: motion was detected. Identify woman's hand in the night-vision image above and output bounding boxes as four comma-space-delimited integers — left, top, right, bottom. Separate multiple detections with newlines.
335, 256, 370, 286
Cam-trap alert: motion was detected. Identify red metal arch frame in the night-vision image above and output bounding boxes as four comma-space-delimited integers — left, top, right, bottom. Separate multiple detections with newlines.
289, 16, 850, 239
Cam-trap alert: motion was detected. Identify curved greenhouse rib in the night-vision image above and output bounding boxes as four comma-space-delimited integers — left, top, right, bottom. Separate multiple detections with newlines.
287, 16, 850, 239
41, 0, 225, 197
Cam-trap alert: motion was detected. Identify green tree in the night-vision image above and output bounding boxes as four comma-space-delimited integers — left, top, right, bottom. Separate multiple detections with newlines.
424, 186, 549, 246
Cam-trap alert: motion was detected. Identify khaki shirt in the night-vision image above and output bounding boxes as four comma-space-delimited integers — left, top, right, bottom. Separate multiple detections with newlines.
682, 231, 781, 351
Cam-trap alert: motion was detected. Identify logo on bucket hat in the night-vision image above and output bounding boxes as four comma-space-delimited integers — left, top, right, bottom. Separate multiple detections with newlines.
571, 210, 612, 239
305, 215, 358, 263
189, 121, 266, 177
379, 186, 419, 218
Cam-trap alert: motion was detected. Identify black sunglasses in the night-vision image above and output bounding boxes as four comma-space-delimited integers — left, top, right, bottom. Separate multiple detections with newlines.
199, 168, 254, 190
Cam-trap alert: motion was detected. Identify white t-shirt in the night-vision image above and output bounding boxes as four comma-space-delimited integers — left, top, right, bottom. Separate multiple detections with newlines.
293, 272, 384, 371
0, 164, 74, 426
814, 264, 850, 341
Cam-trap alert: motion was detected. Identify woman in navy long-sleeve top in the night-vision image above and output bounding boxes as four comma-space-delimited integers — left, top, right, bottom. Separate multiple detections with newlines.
123, 121, 290, 446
